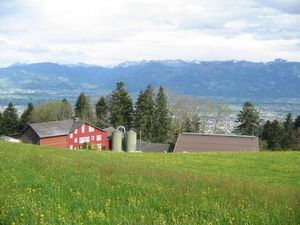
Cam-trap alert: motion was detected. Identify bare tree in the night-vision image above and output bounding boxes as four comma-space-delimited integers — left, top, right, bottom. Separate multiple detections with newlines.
168, 91, 230, 134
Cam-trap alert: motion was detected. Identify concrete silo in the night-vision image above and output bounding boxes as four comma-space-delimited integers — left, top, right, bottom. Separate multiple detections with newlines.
126, 130, 137, 152
112, 130, 122, 152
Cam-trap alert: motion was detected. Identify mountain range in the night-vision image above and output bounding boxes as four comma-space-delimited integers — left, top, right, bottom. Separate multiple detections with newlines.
1, 59, 300, 105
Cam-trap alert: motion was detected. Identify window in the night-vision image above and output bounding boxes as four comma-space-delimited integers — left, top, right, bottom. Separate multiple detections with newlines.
70, 133, 73, 139
96, 135, 102, 141
74, 138, 78, 143
74, 129, 78, 134
79, 136, 90, 144
89, 126, 94, 132
91, 136, 94, 141
70, 145, 73, 150
82, 125, 85, 133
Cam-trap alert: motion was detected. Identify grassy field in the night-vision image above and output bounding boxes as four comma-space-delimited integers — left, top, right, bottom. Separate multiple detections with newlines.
0, 141, 300, 225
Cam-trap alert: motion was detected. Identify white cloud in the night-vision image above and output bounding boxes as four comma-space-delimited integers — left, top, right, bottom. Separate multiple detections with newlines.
0, 0, 299, 66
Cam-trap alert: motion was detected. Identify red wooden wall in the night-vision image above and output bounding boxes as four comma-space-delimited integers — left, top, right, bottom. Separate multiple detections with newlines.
40, 135, 68, 148
67, 123, 109, 150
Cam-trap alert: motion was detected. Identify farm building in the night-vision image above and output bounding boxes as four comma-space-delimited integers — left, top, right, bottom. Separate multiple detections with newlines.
21, 120, 109, 150
174, 133, 259, 152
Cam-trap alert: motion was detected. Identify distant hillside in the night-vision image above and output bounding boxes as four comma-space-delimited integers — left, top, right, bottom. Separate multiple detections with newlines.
0, 59, 300, 102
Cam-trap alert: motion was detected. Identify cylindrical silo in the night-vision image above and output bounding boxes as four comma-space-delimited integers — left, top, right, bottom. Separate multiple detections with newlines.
126, 130, 137, 152
112, 130, 122, 152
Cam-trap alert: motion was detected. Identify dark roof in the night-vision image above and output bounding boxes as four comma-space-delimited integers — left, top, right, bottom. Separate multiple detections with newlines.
28, 120, 84, 138
139, 142, 172, 153
103, 127, 116, 137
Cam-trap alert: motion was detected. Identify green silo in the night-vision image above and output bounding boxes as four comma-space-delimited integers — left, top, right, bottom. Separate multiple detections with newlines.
112, 130, 122, 152
126, 130, 137, 152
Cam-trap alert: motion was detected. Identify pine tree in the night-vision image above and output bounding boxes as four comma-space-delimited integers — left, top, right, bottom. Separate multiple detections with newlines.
0, 111, 3, 135
154, 86, 171, 143
19, 103, 34, 130
295, 116, 300, 129
135, 85, 156, 141
295, 116, 300, 150
268, 120, 284, 150
262, 120, 272, 141
2, 103, 19, 135
110, 82, 134, 129
236, 101, 260, 135
282, 113, 296, 149
75, 92, 91, 121
96, 96, 108, 127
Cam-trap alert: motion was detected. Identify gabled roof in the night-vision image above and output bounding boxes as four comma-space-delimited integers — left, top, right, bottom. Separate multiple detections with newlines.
28, 120, 85, 138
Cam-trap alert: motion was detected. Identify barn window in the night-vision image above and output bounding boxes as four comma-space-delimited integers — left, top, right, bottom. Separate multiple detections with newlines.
89, 126, 94, 132
74, 129, 78, 134
91, 136, 94, 141
74, 138, 78, 143
79, 136, 90, 144
96, 135, 102, 141
82, 125, 85, 133
70, 133, 73, 138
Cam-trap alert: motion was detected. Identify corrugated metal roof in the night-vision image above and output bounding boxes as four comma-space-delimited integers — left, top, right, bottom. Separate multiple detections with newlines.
29, 120, 84, 138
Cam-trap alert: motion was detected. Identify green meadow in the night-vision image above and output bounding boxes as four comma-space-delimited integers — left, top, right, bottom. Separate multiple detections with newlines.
0, 141, 299, 225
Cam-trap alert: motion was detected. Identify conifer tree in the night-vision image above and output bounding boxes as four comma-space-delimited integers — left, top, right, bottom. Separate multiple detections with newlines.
282, 113, 296, 149
110, 82, 134, 129
135, 85, 156, 141
0, 111, 3, 135
75, 92, 91, 121
268, 120, 284, 150
154, 86, 171, 143
2, 103, 19, 135
262, 120, 272, 141
96, 96, 108, 127
295, 116, 300, 129
295, 116, 300, 150
236, 101, 260, 135
19, 102, 34, 130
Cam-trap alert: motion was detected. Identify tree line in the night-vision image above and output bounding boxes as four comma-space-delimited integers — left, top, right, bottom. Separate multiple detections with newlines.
0, 82, 299, 149
0, 82, 171, 143
0, 100, 73, 136
235, 101, 300, 150
74, 82, 171, 143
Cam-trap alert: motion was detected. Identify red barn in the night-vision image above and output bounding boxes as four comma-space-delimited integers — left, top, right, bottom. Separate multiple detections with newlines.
21, 120, 109, 150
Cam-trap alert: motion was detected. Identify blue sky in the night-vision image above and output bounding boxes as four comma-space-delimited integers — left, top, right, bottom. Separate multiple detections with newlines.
0, 0, 299, 66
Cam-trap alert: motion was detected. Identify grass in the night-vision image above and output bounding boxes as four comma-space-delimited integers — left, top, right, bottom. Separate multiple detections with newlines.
0, 141, 300, 225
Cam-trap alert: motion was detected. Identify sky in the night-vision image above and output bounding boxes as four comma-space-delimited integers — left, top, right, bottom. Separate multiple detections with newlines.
0, 0, 300, 66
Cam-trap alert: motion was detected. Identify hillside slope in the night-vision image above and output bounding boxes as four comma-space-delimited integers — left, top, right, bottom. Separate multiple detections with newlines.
1, 142, 299, 224
1, 59, 300, 103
